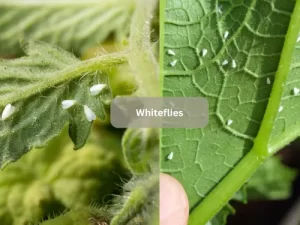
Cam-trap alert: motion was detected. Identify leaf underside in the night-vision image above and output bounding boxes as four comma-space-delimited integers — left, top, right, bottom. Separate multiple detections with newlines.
161, 0, 298, 212
0, 0, 135, 56
0, 41, 112, 167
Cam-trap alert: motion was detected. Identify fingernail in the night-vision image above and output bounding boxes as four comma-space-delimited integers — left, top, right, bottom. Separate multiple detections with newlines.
160, 173, 189, 225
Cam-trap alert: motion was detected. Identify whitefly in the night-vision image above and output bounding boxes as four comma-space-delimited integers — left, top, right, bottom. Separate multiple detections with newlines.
90, 84, 106, 96
1, 104, 16, 120
84, 105, 97, 122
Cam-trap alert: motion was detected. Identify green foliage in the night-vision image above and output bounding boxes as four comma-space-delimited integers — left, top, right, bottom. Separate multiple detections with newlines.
0, 40, 127, 167
0, 1, 160, 225
209, 156, 297, 225
35, 125, 160, 225
246, 156, 297, 200
210, 205, 235, 225
0, 0, 135, 56
161, 0, 300, 224
122, 128, 159, 174
0, 126, 126, 225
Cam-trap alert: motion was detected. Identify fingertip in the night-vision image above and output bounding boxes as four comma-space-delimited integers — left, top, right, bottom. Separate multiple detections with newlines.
160, 173, 189, 225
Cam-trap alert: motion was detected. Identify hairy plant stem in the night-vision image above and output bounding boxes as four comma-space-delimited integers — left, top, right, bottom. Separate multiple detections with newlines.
0, 51, 129, 106
128, 0, 160, 97
110, 174, 159, 225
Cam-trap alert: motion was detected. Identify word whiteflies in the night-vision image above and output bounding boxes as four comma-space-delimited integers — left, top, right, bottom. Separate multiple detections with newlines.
136, 108, 184, 117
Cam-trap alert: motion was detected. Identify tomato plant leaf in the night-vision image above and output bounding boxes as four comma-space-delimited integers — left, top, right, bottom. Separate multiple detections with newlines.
161, 0, 300, 224
0, 0, 135, 56
0, 40, 127, 167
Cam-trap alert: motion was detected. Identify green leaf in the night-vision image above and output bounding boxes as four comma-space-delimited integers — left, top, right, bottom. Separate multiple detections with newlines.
246, 156, 297, 200
161, 0, 300, 224
209, 205, 235, 225
0, 0, 135, 56
0, 40, 127, 167
0, 126, 126, 225
209, 156, 296, 225
122, 128, 159, 174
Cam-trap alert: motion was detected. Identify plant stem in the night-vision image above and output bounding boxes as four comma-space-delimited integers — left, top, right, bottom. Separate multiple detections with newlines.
189, 150, 265, 225
1, 52, 128, 106
128, 0, 160, 97
160, 0, 166, 85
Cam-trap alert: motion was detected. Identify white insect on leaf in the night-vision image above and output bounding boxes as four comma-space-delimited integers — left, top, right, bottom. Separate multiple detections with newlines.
297, 35, 300, 43
61, 100, 76, 109
222, 60, 228, 66
90, 84, 106, 96
293, 87, 300, 96
232, 60, 236, 68
267, 78, 271, 85
167, 152, 174, 160
84, 105, 97, 122
167, 49, 176, 56
278, 106, 284, 112
224, 31, 229, 39
1, 103, 16, 120
170, 60, 178, 67
202, 48, 208, 57
226, 119, 233, 126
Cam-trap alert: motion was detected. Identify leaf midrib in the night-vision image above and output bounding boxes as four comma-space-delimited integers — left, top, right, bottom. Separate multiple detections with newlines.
0, 52, 128, 107
187, 0, 300, 224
